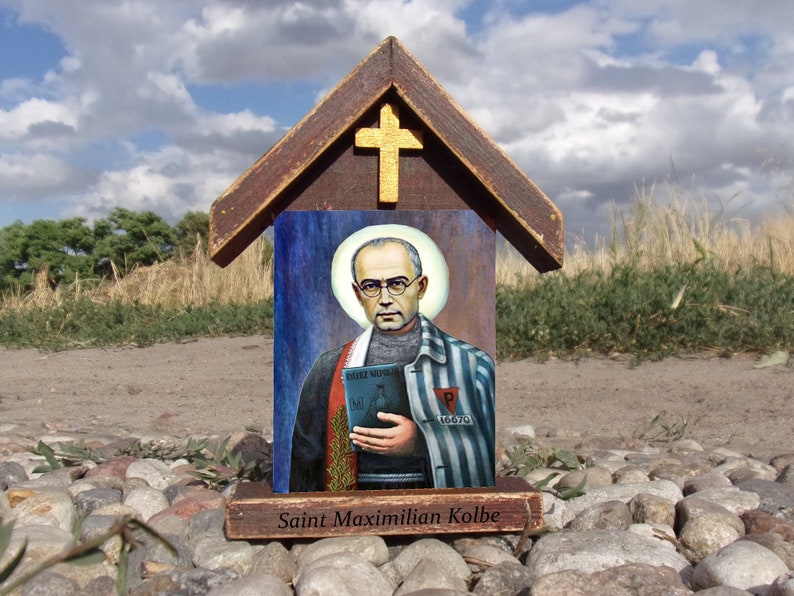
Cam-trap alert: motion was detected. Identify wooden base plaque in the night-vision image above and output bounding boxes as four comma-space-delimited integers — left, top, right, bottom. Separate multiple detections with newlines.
226, 476, 543, 540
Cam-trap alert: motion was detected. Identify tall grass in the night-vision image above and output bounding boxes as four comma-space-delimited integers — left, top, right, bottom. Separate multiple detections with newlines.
497, 186, 794, 283
1, 236, 274, 311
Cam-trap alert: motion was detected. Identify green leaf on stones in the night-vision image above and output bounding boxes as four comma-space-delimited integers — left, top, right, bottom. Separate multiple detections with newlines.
0, 519, 27, 585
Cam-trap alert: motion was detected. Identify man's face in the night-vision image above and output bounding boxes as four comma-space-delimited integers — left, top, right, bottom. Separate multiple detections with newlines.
353, 242, 428, 333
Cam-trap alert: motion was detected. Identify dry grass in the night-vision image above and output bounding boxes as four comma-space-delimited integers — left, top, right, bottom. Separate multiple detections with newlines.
497, 187, 794, 285
1, 236, 273, 312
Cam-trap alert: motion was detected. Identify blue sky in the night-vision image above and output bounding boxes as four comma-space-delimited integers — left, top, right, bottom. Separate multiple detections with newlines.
1, 0, 793, 247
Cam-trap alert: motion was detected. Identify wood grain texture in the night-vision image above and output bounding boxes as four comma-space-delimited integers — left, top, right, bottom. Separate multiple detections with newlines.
226, 476, 543, 539
209, 36, 563, 272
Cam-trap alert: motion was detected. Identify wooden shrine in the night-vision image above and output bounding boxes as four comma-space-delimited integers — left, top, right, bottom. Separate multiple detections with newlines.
210, 37, 562, 539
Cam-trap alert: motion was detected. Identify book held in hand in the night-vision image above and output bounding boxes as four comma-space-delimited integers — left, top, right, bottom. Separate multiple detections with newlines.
342, 363, 407, 450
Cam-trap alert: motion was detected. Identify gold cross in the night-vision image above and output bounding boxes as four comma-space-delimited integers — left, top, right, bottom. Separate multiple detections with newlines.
355, 103, 423, 204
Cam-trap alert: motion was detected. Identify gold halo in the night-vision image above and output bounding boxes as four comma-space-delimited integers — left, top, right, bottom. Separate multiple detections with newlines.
331, 224, 449, 328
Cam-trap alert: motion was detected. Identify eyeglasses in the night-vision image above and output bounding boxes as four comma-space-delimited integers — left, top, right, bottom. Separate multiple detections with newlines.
356, 275, 420, 298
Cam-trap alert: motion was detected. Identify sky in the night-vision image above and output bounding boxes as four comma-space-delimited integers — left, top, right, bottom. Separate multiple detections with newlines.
1, 0, 793, 249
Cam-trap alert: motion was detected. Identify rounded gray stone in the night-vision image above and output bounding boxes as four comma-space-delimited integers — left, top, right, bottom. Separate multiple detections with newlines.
472, 562, 532, 595
692, 539, 789, 592
123, 485, 169, 521
630, 492, 676, 526
390, 538, 471, 583
295, 551, 395, 596
565, 479, 683, 516
206, 572, 292, 596
250, 541, 297, 584
297, 535, 389, 572
125, 458, 176, 489
393, 557, 468, 595
680, 513, 744, 562
526, 529, 691, 579
568, 499, 633, 531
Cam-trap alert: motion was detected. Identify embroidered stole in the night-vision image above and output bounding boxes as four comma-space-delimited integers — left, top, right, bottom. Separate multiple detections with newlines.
324, 340, 357, 491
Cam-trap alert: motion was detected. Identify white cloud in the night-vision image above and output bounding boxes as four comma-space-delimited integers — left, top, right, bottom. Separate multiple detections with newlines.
0, 0, 792, 245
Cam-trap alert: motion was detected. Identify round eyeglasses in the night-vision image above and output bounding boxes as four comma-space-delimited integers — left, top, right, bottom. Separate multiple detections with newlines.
356, 275, 420, 298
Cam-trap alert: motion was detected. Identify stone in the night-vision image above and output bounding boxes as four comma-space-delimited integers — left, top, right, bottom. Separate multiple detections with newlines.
294, 551, 395, 596
679, 487, 761, 516
205, 573, 292, 596
84, 455, 138, 482
147, 490, 225, 524
679, 513, 744, 562
742, 533, 794, 569
191, 537, 257, 575
123, 486, 170, 521
565, 479, 683, 517
671, 439, 705, 453
1, 525, 75, 588
130, 568, 239, 596
684, 473, 733, 495
529, 562, 691, 596
74, 487, 122, 518
629, 492, 676, 527
187, 507, 227, 545
472, 562, 532, 595
11, 488, 77, 532
388, 538, 471, 583
0, 461, 28, 486
147, 513, 188, 538
626, 522, 678, 549
393, 557, 469, 595
125, 458, 176, 490
612, 465, 650, 484
503, 424, 536, 442
541, 491, 574, 530
462, 543, 520, 569
557, 465, 614, 491
738, 479, 794, 522
18, 571, 79, 595
568, 500, 633, 531
296, 535, 389, 572
778, 465, 794, 488
650, 459, 716, 487
770, 454, 794, 474
250, 541, 297, 584
525, 529, 691, 579
692, 539, 789, 592
769, 571, 794, 596
742, 510, 794, 541
676, 497, 740, 532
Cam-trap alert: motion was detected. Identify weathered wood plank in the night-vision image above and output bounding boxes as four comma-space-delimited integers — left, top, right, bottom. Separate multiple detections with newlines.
226, 477, 543, 540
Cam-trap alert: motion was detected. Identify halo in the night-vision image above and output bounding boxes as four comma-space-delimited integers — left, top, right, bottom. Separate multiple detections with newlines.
331, 224, 449, 328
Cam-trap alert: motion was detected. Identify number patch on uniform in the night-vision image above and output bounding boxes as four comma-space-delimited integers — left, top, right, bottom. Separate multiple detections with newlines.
436, 414, 473, 426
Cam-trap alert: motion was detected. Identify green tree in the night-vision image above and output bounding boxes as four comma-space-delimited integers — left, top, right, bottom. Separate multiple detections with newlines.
174, 210, 210, 256
0, 218, 97, 291
92, 208, 175, 276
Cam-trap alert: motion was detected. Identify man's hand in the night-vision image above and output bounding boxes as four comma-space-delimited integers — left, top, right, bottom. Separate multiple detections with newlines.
350, 412, 420, 457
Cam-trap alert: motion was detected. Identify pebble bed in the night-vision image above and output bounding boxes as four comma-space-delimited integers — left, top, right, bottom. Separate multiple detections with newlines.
1, 422, 794, 595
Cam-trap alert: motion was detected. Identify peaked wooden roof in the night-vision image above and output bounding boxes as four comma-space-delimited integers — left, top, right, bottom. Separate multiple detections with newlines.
209, 36, 563, 272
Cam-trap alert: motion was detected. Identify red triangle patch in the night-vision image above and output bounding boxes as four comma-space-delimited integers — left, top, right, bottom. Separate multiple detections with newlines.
433, 387, 459, 414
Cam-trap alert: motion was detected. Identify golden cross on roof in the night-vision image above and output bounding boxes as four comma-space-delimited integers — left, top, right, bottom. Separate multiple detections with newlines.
355, 103, 424, 204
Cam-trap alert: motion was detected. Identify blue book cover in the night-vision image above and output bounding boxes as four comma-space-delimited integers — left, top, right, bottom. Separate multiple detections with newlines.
342, 363, 406, 450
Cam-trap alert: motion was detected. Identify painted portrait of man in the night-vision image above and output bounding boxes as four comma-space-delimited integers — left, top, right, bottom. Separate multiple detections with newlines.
272, 211, 495, 493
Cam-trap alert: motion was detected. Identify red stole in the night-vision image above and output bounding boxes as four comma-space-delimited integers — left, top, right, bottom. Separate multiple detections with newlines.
324, 340, 358, 490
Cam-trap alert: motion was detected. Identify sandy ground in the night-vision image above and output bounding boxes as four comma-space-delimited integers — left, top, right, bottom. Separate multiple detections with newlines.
1, 336, 792, 458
